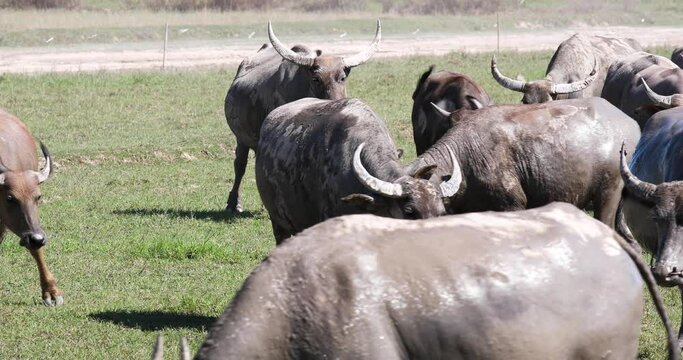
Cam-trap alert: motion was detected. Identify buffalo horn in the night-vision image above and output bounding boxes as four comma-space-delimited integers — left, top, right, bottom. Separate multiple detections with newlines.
491, 55, 526, 92
342, 19, 381, 68
352, 142, 404, 198
430, 102, 452, 118
619, 142, 656, 203
268, 22, 316, 67
35, 141, 52, 184
551, 57, 598, 94
641, 77, 674, 109
439, 146, 462, 197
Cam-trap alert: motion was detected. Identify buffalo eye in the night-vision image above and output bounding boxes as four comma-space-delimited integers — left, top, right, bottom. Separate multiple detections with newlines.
403, 205, 417, 219
311, 77, 320, 83
35, 194, 42, 202
6, 195, 15, 203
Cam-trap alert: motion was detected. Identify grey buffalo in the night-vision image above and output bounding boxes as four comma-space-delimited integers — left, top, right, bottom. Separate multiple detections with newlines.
411, 65, 492, 155
601, 51, 682, 126
673, 47, 683, 68
618, 103, 683, 348
0, 109, 60, 306
255, 98, 460, 243
224, 21, 381, 213
420, 97, 639, 227
155, 203, 677, 359
493, 34, 641, 103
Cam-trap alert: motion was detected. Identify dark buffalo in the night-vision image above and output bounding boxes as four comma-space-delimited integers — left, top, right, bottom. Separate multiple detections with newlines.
673, 47, 683, 68
0, 109, 60, 306
255, 98, 460, 243
224, 21, 381, 213
493, 34, 641, 103
154, 203, 676, 359
411, 65, 492, 155
618, 103, 683, 348
417, 97, 640, 227
601, 51, 683, 126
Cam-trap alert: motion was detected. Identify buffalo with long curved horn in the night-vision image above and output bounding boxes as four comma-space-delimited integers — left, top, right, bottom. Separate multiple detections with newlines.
224, 20, 382, 214
491, 33, 641, 104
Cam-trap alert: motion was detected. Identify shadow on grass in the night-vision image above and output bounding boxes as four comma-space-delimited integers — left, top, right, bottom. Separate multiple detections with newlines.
90, 310, 215, 331
113, 208, 258, 222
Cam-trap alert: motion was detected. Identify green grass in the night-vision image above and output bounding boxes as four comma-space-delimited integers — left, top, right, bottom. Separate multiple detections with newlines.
1, 1, 683, 47
0, 48, 680, 358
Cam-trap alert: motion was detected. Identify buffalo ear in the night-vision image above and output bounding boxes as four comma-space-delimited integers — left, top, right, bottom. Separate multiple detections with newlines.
413, 164, 437, 180
341, 193, 382, 211
396, 148, 404, 159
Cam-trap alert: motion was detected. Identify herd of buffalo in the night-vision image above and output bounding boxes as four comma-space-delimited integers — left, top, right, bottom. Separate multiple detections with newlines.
3, 19, 683, 359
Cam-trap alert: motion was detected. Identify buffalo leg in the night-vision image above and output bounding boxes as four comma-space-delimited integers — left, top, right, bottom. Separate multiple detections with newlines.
594, 186, 621, 229
226, 143, 249, 213
29, 247, 63, 306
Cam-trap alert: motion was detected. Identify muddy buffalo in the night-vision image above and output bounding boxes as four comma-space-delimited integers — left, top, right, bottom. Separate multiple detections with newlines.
618, 104, 683, 348
224, 21, 381, 213
601, 51, 683, 126
418, 97, 639, 227
255, 98, 460, 243
493, 34, 641, 103
0, 109, 60, 306
159, 203, 676, 359
411, 65, 492, 155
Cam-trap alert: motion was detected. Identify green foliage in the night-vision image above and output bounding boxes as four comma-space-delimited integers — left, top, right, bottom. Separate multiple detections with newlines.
0, 51, 679, 358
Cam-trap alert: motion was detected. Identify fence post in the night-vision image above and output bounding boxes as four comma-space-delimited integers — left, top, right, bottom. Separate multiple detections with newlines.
162, 23, 169, 71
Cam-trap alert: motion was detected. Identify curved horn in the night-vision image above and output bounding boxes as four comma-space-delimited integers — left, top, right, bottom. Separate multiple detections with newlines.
491, 55, 526, 92
342, 19, 381, 68
641, 77, 673, 109
430, 102, 452, 118
352, 142, 404, 198
551, 58, 598, 94
36, 141, 52, 184
268, 21, 315, 67
439, 146, 462, 197
619, 142, 656, 203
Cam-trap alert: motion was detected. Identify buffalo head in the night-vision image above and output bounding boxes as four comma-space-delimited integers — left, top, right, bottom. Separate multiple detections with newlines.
342, 142, 460, 219
491, 55, 598, 104
268, 20, 381, 100
0, 142, 52, 249
620, 143, 683, 286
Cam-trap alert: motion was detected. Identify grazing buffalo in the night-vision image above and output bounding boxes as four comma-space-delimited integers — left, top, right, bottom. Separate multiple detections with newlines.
224, 21, 381, 213
156, 203, 676, 359
0, 109, 60, 306
411, 65, 492, 155
601, 51, 683, 126
255, 98, 460, 243
492, 34, 641, 103
419, 97, 640, 227
673, 47, 683, 68
618, 105, 683, 348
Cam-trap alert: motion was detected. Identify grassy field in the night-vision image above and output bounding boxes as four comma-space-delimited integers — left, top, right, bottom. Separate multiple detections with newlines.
0, 48, 679, 358
1, 1, 682, 47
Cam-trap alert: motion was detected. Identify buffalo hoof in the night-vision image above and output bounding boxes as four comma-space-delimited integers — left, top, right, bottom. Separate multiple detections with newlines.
42, 294, 64, 306
225, 202, 243, 214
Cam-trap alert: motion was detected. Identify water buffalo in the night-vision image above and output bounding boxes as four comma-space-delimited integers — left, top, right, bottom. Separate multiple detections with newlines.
492, 34, 641, 103
601, 51, 682, 126
411, 65, 492, 155
419, 97, 640, 227
618, 106, 683, 348
0, 109, 60, 306
673, 47, 683, 68
255, 98, 460, 243
224, 21, 381, 213
156, 203, 677, 359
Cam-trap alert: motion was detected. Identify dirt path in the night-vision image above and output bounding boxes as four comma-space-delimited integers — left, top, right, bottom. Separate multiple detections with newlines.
1, 26, 681, 74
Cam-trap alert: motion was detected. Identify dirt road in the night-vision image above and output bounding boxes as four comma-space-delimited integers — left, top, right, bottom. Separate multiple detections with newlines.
1, 26, 681, 74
